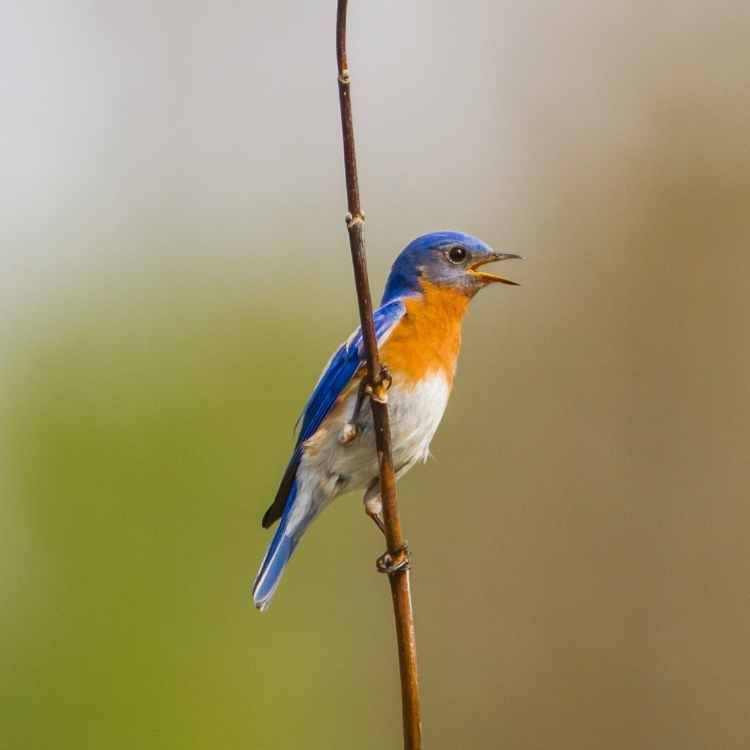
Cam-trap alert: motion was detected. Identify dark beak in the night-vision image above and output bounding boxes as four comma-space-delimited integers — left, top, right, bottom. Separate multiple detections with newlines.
468, 252, 522, 286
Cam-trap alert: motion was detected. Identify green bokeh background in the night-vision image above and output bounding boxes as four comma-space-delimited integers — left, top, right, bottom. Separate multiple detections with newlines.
3, 2, 750, 748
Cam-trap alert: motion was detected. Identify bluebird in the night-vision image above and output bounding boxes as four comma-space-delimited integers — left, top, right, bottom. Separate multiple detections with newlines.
252, 231, 520, 610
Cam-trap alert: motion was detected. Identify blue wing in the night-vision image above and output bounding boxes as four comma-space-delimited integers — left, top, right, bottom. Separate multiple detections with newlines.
260, 298, 405, 529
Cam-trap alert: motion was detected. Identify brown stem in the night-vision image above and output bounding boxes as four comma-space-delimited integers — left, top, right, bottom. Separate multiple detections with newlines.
335, 2, 422, 748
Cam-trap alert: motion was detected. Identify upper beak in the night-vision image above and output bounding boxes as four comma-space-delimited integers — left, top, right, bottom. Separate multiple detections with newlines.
468, 251, 522, 286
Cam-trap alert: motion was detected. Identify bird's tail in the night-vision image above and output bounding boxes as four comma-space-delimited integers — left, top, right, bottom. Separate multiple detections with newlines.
252, 481, 309, 611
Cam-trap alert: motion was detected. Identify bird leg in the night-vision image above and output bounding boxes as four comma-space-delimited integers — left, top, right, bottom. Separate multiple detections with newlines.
363, 479, 411, 574
363, 479, 386, 535
338, 376, 369, 445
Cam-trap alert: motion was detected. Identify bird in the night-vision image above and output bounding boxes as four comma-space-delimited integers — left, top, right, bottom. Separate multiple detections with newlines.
252, 231, 520, 611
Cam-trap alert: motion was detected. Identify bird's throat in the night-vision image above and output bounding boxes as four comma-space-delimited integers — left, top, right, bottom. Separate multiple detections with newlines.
379, 282, 469, 386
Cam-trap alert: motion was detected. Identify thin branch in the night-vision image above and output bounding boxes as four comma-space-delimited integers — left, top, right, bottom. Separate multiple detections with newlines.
335, 2, 422, 748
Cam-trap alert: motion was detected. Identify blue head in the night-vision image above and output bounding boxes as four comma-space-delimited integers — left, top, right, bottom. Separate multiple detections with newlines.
382, 231, 520, 304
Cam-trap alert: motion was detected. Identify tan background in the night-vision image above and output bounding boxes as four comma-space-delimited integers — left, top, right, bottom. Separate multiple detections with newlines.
3, 1, 749, 748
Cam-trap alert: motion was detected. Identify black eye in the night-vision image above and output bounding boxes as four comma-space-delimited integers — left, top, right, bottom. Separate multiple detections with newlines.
447, 246, 467, 264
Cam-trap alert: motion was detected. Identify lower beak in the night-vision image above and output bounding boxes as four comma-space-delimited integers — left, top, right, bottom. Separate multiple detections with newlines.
469, 252, 522, 286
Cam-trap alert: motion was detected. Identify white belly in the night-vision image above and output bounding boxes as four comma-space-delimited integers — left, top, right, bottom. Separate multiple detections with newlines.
296, 372, 451, 512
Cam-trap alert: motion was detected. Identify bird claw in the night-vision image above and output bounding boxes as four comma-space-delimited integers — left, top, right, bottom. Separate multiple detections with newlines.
376, 542, 410, 575
379, 365, 392, 392
365, 365, 393, 404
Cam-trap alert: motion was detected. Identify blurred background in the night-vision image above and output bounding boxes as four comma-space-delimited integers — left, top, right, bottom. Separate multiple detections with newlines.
2, 1, 749, 748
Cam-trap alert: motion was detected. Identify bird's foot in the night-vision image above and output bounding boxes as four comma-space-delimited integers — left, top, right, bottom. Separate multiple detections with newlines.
376, 542, 410, 575
366, 365, 392, 404
378, 364, 392, 392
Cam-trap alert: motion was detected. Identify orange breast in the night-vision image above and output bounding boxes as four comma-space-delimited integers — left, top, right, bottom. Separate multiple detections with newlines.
380, 281, 470, 386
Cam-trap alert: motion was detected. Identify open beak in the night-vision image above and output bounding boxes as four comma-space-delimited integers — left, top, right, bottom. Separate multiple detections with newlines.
468, 251, 522, 286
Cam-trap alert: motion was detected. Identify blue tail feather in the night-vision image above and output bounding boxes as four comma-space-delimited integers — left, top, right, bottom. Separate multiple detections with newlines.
252, 482, 302, 611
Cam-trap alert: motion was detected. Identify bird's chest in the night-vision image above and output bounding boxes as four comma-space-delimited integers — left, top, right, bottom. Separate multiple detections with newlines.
305, 372, 451, 490
386, 373, 452, 466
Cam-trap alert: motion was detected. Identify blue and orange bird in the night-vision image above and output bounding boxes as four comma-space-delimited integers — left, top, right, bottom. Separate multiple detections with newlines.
252, 231, 520, 610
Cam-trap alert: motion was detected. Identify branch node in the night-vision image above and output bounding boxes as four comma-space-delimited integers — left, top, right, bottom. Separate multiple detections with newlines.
338, 68, 351, 85
345, 211, 365, 228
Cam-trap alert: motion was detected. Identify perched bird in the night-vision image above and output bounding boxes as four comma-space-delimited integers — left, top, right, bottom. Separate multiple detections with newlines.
252, 231, 520, 610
